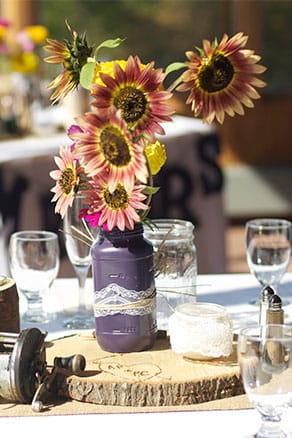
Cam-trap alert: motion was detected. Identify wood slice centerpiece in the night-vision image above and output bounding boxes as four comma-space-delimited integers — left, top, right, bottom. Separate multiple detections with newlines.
46, 333, 243, 407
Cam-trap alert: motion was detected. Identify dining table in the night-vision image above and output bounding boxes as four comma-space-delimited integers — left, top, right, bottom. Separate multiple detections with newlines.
1, 272, 292, 437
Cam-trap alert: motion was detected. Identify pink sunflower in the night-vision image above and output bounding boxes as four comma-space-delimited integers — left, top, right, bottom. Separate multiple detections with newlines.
91, 55, 174, 142
44, 22, 93, 103
84, 176, 148, 231
70, 109, 148, 192
49, 145, 83, 218
177, 32, 266, 124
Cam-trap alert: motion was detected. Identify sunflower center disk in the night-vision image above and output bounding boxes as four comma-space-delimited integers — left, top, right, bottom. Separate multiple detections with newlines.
60, 168, 75, 194
114, 86, 147, 124
198, 53, 234, 93
100, 126, 131, 167
103, 183, 129, 210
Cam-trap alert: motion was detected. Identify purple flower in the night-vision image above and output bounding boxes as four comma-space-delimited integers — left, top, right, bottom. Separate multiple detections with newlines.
68, 124, 84, 152
0, 18, 11, 28
79, 209, 109, 230
16, 30, 34, 52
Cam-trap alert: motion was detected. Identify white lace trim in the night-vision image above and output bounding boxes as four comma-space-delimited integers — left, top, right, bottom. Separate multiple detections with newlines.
94, 283, 156, 317
169, 316, 233, 359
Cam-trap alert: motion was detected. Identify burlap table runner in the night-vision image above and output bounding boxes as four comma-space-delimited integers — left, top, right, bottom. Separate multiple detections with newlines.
0, 333, 252, 417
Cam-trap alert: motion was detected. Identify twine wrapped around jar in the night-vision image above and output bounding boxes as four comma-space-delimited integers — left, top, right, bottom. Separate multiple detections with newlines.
94, 289, 156, 316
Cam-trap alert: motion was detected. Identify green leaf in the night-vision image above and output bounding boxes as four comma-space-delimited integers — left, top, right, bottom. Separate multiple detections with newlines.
143, 186, 160, 195
212, 37, 218, 49
141, 217, 158, 230
133, 132, 151, 143
80, 61, 96, 89
165, 62, 186, 77
96, 38, 125, 54
195, 46, 205, 57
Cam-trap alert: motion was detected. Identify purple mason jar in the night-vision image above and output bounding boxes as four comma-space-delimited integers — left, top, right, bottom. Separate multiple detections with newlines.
91, 224, 157, 352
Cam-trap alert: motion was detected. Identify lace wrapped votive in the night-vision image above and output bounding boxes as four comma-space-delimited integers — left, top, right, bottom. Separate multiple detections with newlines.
169, 302, 233, 360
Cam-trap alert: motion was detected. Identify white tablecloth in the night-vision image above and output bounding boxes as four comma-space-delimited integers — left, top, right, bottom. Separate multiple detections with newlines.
1, 408, 292, 438
8, 273, 292, 437
20, 272, 292, 339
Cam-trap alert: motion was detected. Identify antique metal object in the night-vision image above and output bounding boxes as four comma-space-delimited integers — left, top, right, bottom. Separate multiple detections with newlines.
0, 327, 86, 412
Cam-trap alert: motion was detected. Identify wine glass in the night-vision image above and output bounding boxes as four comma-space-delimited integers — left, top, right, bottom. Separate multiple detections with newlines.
9, 230, 60, 323
238, 324, 292, 437
245, 218, 292, 303
63, 194, 98, 329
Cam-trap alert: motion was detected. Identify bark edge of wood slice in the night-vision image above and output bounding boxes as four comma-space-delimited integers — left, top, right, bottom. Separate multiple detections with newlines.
48, 334, 244, 407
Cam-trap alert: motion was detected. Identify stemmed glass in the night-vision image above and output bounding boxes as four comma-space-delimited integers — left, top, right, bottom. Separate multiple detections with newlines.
9, 230, 60, 323
238, 324, 292, 437
63, 194, 98, 329
245, 218, 292, 303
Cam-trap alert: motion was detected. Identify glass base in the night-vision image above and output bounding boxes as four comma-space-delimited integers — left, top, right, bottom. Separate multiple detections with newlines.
23, 311, 51, 324
64, 311, 94, 330
253, 423, 287, 438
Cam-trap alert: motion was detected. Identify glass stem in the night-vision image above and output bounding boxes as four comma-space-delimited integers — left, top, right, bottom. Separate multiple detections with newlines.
74, 265, 90, 313
26, 294, 43, 315
23, 289, 48, 322
258, 415, 285, 437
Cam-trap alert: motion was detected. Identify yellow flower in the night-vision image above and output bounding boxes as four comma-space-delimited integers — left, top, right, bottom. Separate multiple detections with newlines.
93, 60, 127, 86
11, 52, 39, 74
145, 140, 166, 175
25, 25, 49, 44
92, 59, 152, 88
0, 25, 7, 39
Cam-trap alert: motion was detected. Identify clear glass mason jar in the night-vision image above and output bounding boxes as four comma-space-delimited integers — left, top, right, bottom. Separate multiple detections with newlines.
144, 219, 197, 330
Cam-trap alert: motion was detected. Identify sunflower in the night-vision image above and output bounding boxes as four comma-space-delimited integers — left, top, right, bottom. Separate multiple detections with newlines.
50, 145, 83, 218
85, 176, 148, 231
177, 32, 266, 124
91, 55, 173, 142
70, 110, 148, 192
44, 22, 93, 103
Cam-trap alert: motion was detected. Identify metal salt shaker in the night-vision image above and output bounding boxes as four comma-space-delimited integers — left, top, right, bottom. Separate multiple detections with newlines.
259, 286, 275, 326
267, 294, 284, 324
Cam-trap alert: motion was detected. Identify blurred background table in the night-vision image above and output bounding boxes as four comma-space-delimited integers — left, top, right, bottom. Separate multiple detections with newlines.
0, 115, 226, 276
